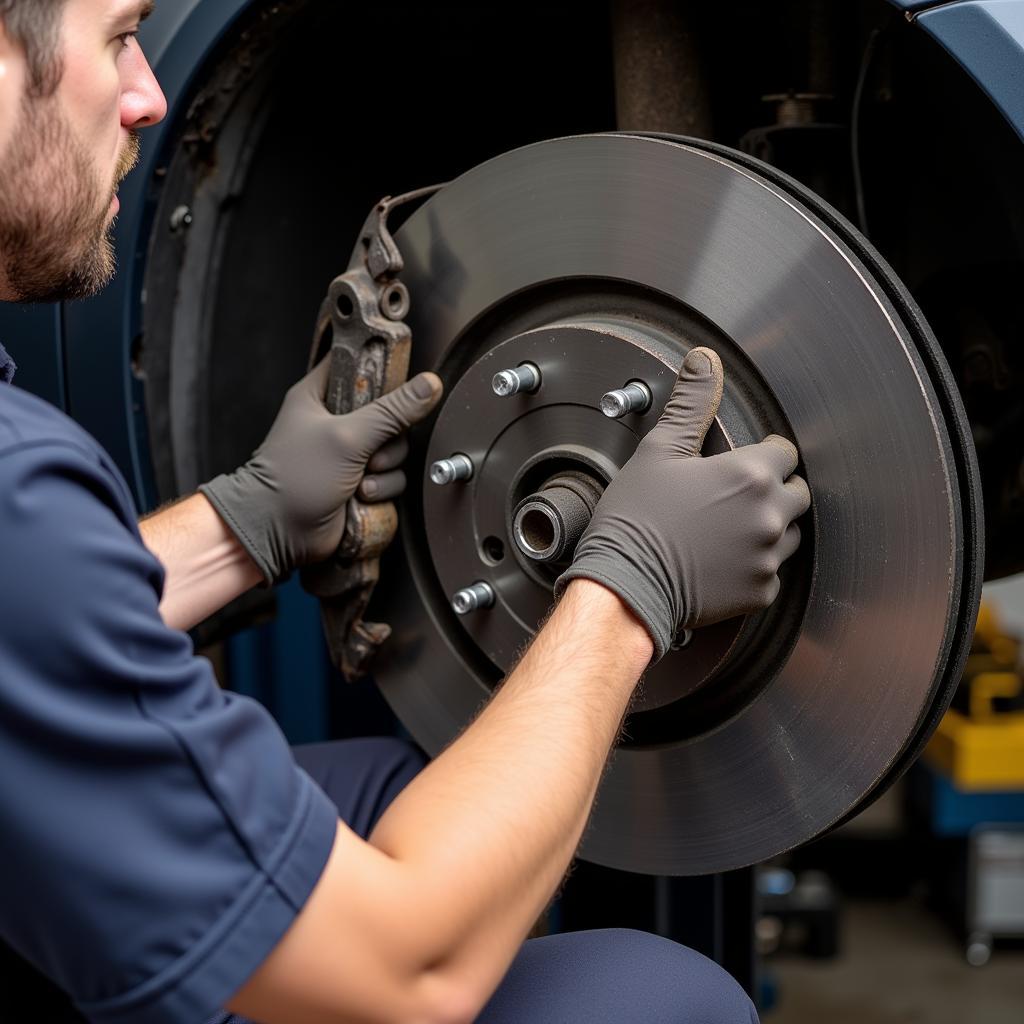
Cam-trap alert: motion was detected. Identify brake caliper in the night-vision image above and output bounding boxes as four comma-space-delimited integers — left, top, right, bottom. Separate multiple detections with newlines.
301, 185, 443, 681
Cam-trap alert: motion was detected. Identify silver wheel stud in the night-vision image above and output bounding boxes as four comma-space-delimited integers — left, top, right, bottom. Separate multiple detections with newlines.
600, 381, 652, 419
430, 453, 474, 485
492, 363, 541, 397
452, 581, 495, 615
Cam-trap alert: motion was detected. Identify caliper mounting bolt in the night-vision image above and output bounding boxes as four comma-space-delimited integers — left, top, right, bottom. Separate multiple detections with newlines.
452, 581, 495, 615
492, 362, 541, 397
600, 380, 653, 419
430, 453, 474, 486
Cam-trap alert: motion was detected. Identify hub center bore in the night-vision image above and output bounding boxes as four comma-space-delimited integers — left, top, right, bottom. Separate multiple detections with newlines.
515, 502, 560, 558
512, 471, 604, 563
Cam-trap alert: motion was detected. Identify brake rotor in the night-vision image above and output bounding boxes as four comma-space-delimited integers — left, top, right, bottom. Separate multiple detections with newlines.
371, 133, 982, 875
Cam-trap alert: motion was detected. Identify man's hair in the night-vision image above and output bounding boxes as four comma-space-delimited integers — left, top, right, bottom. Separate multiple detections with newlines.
0, 0, 68, 97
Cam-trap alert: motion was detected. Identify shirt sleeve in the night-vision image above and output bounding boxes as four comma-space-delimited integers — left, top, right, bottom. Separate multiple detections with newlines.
0, 440, 338, 1024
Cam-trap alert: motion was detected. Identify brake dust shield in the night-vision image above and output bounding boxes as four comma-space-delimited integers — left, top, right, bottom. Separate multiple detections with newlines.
368, 134, 982, 875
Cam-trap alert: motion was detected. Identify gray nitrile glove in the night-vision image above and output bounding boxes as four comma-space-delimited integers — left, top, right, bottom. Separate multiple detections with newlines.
200, 357, 443, 583
555, 347, 811, 661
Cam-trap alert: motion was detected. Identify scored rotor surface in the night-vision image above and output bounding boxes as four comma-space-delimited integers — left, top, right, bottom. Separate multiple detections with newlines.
372, 134, 973, 875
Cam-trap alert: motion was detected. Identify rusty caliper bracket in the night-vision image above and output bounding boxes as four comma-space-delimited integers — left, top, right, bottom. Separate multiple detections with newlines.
301, 185, 444, 681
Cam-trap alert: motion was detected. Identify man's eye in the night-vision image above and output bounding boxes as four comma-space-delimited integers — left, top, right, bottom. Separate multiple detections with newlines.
117, 31, 138, 50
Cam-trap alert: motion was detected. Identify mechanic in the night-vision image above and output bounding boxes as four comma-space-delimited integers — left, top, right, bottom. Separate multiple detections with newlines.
0, 2, 810, 1022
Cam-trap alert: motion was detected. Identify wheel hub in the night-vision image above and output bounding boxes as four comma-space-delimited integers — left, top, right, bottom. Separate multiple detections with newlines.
422, 318, 753, 714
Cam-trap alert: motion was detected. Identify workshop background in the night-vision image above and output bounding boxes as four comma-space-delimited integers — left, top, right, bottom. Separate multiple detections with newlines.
2, 0, 1023, 1021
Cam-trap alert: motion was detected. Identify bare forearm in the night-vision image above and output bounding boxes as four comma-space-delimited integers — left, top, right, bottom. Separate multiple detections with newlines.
139, 493, 262, 631
368, 578, 653, 1000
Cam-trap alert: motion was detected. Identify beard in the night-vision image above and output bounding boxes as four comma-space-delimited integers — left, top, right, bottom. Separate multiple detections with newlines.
0, 93, 140, 304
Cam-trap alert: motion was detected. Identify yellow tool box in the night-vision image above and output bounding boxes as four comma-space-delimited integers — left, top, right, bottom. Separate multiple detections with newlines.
924, 603, 1024, 790
925, 705, 1024, 790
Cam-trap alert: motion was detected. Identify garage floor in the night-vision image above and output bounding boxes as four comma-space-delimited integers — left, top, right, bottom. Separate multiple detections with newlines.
767, 897, 1024, 1024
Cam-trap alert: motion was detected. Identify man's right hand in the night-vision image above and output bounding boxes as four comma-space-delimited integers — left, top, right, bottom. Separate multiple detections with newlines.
556, 346, 811, 661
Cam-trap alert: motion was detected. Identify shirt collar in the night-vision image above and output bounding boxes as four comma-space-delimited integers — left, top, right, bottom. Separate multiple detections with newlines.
0, 341, 15, 384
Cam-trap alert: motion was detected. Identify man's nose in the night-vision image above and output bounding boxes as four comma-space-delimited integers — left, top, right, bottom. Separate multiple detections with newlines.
120, 46, 167, 130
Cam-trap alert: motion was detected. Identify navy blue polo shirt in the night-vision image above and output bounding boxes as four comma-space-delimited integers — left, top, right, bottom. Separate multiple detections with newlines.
0, 342, 337, 1023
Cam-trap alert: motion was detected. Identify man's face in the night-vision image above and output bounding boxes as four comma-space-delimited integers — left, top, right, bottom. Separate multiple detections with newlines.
0, 0, 166, 303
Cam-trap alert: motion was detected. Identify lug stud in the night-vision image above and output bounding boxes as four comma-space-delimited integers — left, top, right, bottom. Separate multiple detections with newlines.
452, 581, 495, 615
600, 381, 652, 419
492, 362, 541, 397
430, 453, 474, 485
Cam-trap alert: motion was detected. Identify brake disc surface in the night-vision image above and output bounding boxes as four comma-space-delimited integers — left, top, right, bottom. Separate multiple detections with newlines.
371, 133, 982, 875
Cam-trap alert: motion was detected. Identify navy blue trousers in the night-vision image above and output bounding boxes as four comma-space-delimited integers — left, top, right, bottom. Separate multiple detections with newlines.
224, 738, 758, 1024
